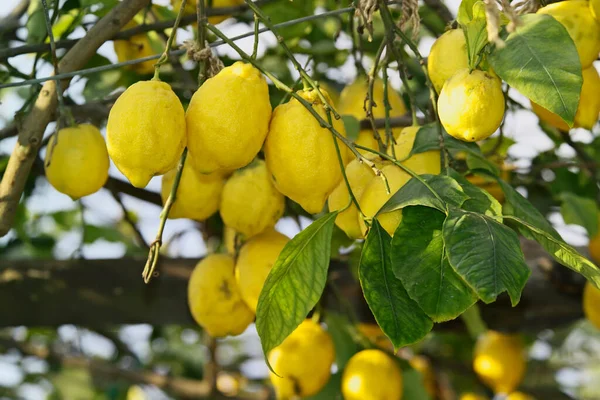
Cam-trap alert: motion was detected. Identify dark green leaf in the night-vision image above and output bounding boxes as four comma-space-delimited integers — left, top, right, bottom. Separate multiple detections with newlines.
379, 174, 469, 214
504, 215, 600, 289
443, 209, 531, 305
323, 313, 360, 370
256, 212, 337, 364
84, 224, 126, 244
306, 373, 342, 400
489, 14, 582, 126
341, 115, 360, 142
560, 193, 598, 237
402, 369, 433, 400
26, 0, 47, 45
450, 170, 502, 219
359, 219, 433, 350
392, 207, 477, 322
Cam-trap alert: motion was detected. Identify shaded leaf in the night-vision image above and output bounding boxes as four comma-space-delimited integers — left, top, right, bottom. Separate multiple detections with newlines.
450, 170, 502, 219
341, 115, 360, 142
560, 193, 598, 237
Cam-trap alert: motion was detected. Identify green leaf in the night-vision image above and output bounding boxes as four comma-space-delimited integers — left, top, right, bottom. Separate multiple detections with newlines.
443, 209, 531, 305
341, 115, 360, 142
83, 70, 122, 101
262, 0, 315, 39
489, 14, 582, 127
402, 369, 433, 400
391, 206, 477, 322
560, 193, 599, 237
359, 219, 433, 350
450, 170, 502, 219
462, 4, 488, 69
84, 224, 126, 244
26, 0, 46, 45
504, 215, 600, 289
479, 136, 516, 158
323, 313, 360, 370
457, 0, 479, 25
256, 212, 337, 364
379, 174, 469, 214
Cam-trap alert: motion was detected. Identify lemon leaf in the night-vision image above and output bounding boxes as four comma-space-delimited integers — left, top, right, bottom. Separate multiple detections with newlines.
256, 211, 337, 370
560, 193, 599, 238
449, 170, 502, 219
359, 219, 433, 351
489, 14, 582, 127
443, 209, 531, 306
391, 206, 478, 322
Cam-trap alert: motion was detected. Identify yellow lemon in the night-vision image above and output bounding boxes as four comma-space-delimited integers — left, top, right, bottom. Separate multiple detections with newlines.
220, 160, 285, 238
507, 392, 535, 400
438, 69, 505, 142
265, 88, 349, 214
531, 66, 600, 131
338, 77, 407, 154
268, 320, 335, 398
356, 322, 394, 351
235, 229, 289, 312
113, 21, 157, 75
388, 125, 441, 173
328, 159, 378, 240
538, 0, 600, 68
590, 216, 600, 264
473, 331, 526, 394
171, 0, 244, 24
45, 124, 109, 200
409, 355, 436, 397
187, 254, 254, 337
428, 29, 469, 93
584, 281, 600, 329
341, 349, 403, 400
592, 0, 600, 21
107, 80, 186, 188
161, 159, 224, 221
459, 393, 488, 400
318, 81, 340, 105
186, 62, 271, 173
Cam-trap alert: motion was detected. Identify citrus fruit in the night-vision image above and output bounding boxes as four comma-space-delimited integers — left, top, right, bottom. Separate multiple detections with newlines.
427, 29, 469, 93
538, 0, 600, 68
235, 229, 289, 312
113, 21, 157, 75
409, 355, 436, 397
387, 125, 441, 173
459, 393, 488, 400
265, 88, 349, 214
338, 77, 407, 153
186, 62, 271, 173
531, 66, 600, 130
318, 81, 340, 105
220, 160, 285, 238
467, 167, 510, 203
438, 68, 505, 142
187, 254, 254, 337
341, 349, 403, 400
161, 158, 224, 221
107, 80, 186, 188
583, 281, 600, 329
356, 322, 394, 351
223, 226, 237, 254
589, 216, 600, 264
473, 331, 526, 394
328, 159, 378, 240
171, 0, 244, 24
592, 0, 600, 21
268, 320, 335, 398
507, 392, 535, 400
44, 124, 109, 200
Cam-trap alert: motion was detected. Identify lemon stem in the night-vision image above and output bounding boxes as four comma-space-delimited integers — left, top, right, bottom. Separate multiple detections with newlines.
153, 0, 188, 81
366, 41, 388, 153
460, 304, 487, 340
251, 13, 260, 60
382, 63, 397, 157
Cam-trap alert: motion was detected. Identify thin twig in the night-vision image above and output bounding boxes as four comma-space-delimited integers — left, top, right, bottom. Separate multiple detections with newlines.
365, 41, 387, 152
152, 0, 188, 80
110, 191, 149, 249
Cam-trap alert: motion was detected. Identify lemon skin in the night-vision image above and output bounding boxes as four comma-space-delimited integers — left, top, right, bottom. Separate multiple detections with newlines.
427, 29, 469, 94
341, 349, 403, 400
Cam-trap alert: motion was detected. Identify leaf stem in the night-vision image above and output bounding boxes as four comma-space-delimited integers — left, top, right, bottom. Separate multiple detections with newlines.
153, 0, 187, 81
460, 304, 487, 339
366, 41, 387, 152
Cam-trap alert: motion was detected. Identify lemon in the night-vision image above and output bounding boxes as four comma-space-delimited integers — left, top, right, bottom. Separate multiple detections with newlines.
388, 125, 441, 173
583, 281, 600, 329
186, 62, 271, 174
356, 322, 394, 351
107, 80, 186, 188
45, 124, 109, 200
338, 77, 407, 153
531, 66, 600, 131
113, 21, 157, 75
590, 216, 600, 264
235, 229, 289, 312
506, 392, 535, 400
161, 159, 224, 221
268, 320, 335, 398
318, 81, 340, 105
473, 331, 526, 394
427, 29, 469, 93
409, 355, 436, 397
187, 254, 254, 337
341, 349, 403, 400
126, 385, 148, 400
467, 167, 510, 203
538, 0, 600, 68
171, 0, 244, 24
265, 88, 349, 214
459, 393, 488, 400
592, 0, 600, 21
328, 159, 378, 239
220, 160, 285, 238
223, 226, 237, 254
438, 69, 505, 142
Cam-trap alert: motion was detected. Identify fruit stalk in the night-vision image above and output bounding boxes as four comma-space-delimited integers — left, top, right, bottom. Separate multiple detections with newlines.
365, 41, 388, 152
153, 0, 188, 80
460, 304, 488, 340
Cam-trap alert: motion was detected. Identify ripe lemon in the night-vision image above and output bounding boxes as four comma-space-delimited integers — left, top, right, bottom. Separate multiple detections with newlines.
268, 320, 335, 398
220, 160, 285, 238
235, 229, 289, 312
113, 21, 157, 75
107, 80, 186, 188
438, 69, 505, 142
187, 254, 254, 337
186, 62, 271, 174
388, 125, 441, 173
538, 0, 600, 68
409, 355, 436, 397
507, 392, 535, 400
265, 88, 349, 214
328, 159, 378, 240
590, 217, 600, 264
531, 66, 600, 131
428, 29, 469, 93
341, 349, 403, 400
161, 159, 224, 221
356, 322, 394, 351
460, 393, 488, 400
171, 0, 244, 24
338, 77, 407, 153
473, 331, 526, 394
318, 81, 340, 105
592, 0, 600, 21
45, 124, 109, 200
583, 281, 600, 329
467, 167, 510, 203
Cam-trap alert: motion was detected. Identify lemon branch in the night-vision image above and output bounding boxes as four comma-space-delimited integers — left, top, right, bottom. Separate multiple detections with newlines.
152, 0, 188, 80
382, 63, 396, 157
365, 41, 388, 153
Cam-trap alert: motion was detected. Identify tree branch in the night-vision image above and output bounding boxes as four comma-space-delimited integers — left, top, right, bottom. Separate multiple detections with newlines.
0, 0, 151, 237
